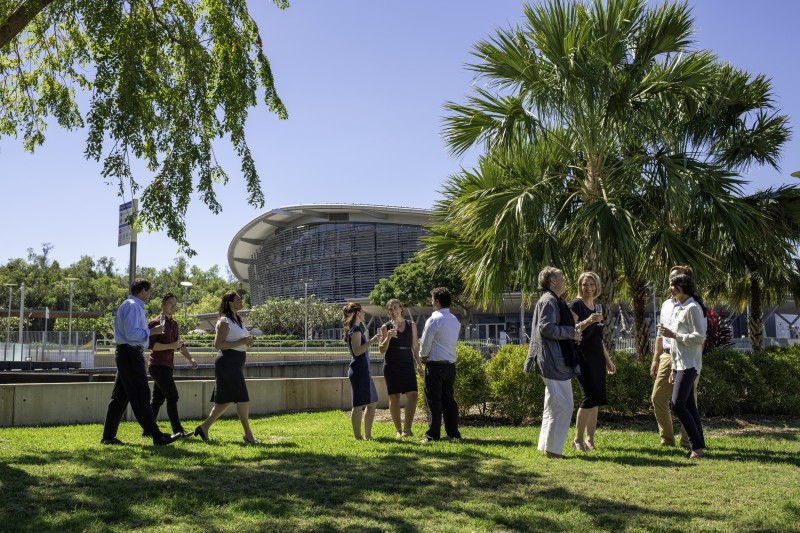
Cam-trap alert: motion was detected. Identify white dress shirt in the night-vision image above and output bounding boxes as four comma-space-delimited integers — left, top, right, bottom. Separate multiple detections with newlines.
658, 298, 679, 351
419, 308, 461, 363
670, 297, 707, 373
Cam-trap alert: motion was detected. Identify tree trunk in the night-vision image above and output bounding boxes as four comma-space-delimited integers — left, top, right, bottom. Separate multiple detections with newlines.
0, 0, 57, 50
748, 275, 764, 353
628, 277, 650, 362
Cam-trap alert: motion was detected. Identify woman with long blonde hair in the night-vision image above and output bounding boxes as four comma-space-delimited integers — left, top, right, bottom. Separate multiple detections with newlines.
568, 272, 615, 451
342, 302, 380, 439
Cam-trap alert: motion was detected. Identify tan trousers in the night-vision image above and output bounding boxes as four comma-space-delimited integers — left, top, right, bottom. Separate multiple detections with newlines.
651, 354, 695, 447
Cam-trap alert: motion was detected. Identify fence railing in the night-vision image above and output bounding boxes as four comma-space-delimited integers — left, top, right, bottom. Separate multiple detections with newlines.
1, 331, 96, 367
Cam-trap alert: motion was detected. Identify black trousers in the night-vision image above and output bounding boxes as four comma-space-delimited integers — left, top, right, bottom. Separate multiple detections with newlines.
149, 364, 184, 434
102, 345, 162, 440
670, 368, 705, 451
424, 361, 460, 440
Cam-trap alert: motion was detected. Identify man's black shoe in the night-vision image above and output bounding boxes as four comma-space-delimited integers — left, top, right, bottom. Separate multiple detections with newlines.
142, 431, 152, 438
175, 430, 194, 438
101, 437, 124, 445
153, 433, 179, 446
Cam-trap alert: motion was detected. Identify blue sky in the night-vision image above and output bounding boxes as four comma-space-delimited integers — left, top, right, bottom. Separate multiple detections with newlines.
2, 0, 799, 274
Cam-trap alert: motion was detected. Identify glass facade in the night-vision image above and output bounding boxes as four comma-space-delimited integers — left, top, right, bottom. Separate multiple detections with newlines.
248, 222, 426, 304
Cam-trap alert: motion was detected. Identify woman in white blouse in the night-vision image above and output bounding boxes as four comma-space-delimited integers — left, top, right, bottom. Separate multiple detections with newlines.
195, 291, 256, 443
657, 274, 707, 458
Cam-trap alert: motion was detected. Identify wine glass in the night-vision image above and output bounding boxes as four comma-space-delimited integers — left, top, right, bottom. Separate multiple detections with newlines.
595, 304, 604, 327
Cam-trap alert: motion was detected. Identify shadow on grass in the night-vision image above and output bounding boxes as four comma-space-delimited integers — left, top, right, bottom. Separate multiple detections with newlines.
0, 435, 721, 533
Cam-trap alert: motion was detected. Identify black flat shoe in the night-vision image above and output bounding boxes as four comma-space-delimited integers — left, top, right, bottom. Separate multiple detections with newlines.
195, 425, 208, 442
100, 437, 124, 445
242, 435, 259, 444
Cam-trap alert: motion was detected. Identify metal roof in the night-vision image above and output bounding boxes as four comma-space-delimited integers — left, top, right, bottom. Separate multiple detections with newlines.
227, 204, 432, 285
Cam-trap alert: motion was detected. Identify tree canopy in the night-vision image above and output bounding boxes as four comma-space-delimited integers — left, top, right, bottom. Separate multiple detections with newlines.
0, 0, 289, 254
0, 244, 246, 337
426, 0, 793, 355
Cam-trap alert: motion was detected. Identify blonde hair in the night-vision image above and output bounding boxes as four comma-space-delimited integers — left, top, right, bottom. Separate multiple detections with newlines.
342, 302, 362, 340
577, 271, 601, 298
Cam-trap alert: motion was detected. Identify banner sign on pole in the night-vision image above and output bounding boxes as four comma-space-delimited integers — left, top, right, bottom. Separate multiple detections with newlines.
118, 200, 138, 247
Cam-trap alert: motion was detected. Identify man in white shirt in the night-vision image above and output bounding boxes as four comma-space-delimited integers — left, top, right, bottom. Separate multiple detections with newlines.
419, 287, 462, 442
650, 265, 698, 447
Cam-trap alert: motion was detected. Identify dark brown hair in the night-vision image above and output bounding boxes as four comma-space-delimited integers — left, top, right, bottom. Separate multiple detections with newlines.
431, 287, 452, 308
342, 302, 362, 339
218, 291, 243, 327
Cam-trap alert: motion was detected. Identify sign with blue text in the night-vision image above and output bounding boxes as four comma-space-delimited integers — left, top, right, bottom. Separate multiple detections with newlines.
118, 200, 138, 247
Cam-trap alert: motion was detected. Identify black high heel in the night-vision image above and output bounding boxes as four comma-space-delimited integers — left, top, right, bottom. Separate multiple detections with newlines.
195, 425, 208, 442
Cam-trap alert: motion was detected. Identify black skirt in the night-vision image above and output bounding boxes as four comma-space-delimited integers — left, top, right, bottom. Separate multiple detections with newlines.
211, 349, 249, 403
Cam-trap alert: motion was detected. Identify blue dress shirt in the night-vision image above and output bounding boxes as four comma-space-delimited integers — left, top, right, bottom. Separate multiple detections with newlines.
114, 295, 150, 349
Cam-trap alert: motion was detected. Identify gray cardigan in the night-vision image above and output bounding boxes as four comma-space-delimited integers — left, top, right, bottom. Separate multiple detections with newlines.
523, 290, 580, 381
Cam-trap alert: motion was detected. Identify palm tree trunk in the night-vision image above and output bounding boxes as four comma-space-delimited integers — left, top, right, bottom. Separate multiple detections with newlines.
629, 277, 650, 362
748, 275, 764, 353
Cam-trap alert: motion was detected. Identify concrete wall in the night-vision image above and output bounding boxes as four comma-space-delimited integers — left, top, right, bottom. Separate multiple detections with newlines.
0, 377, 398, 427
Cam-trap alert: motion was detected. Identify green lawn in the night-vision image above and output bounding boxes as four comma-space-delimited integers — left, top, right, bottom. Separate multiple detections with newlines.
1, 413, 798, 532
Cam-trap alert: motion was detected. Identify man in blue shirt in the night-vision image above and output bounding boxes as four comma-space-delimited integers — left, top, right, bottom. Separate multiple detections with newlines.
101, 278, 178, 446
419, 287, 462, 442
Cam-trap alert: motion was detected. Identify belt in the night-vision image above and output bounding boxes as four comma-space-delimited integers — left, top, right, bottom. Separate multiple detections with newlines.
426, 360, 454, 365
117, 344, 144, 352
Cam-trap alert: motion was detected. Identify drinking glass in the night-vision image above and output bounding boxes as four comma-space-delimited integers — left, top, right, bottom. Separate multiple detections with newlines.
595, 304, 604, 327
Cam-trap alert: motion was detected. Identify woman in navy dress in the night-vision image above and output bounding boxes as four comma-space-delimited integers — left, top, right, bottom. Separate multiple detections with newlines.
379, 299, 423, 437
568, 271, 616, 451
342, 302, 380, 440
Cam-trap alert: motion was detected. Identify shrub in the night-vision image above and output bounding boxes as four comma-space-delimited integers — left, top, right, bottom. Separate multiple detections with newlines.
485, 345, 543, 425
414, 342, 491, 414
453, 343, 490, 416
748, 347, 800, 415
699, 348, 769, 416
604, 351, 652, 416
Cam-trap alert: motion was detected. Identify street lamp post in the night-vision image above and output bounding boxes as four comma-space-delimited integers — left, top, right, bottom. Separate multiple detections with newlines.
303, 280, 313, 354
18, 282, 25, 344
65, 278, 79, 347
4, 283, 16, 360
180, 281, 193, 322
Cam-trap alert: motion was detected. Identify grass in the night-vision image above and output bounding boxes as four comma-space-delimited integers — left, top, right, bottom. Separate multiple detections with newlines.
0, 412, 798, 532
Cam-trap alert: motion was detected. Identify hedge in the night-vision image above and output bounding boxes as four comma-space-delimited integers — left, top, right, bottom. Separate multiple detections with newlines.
436, 344, 800, 422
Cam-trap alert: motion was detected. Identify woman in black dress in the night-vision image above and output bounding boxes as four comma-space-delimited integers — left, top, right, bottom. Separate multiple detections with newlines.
569, 272, 616, 451
342, 302, 380, 440
194, 291, 257, 444
379, 299, 423, 437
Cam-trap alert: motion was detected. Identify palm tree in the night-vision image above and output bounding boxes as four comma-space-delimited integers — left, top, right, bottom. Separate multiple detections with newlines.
431, 0, 790, 356
707, 186, 800, 353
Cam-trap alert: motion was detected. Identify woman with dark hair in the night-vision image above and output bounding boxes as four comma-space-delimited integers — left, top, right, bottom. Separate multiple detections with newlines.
523, 266, 582, 458
657, 274, 707, 459
195, 291, 257, 443
379, 299, 423, 437
343, 302, 380, 440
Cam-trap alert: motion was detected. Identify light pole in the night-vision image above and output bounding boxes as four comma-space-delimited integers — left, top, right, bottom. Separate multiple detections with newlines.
180, 281, 193, 322
18, 282, 25, 344
4, 283, 15, 360
65, 277, 79, 347
303, 279, 312, 353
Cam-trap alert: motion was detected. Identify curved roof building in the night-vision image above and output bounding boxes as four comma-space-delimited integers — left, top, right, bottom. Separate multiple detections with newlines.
228, 204, 431, 305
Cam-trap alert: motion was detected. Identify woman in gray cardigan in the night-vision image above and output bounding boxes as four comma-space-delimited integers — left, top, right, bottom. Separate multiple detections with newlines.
524, 267, 597, 458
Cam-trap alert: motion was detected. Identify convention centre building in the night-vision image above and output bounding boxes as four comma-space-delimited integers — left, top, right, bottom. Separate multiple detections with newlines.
227, 204, 528, 342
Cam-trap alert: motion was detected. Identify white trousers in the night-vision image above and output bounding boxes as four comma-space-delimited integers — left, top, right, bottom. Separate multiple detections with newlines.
538, 377, 574, 454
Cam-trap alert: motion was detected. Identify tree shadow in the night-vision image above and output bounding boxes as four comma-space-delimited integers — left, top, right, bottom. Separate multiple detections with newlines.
0, 434, 728, 532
